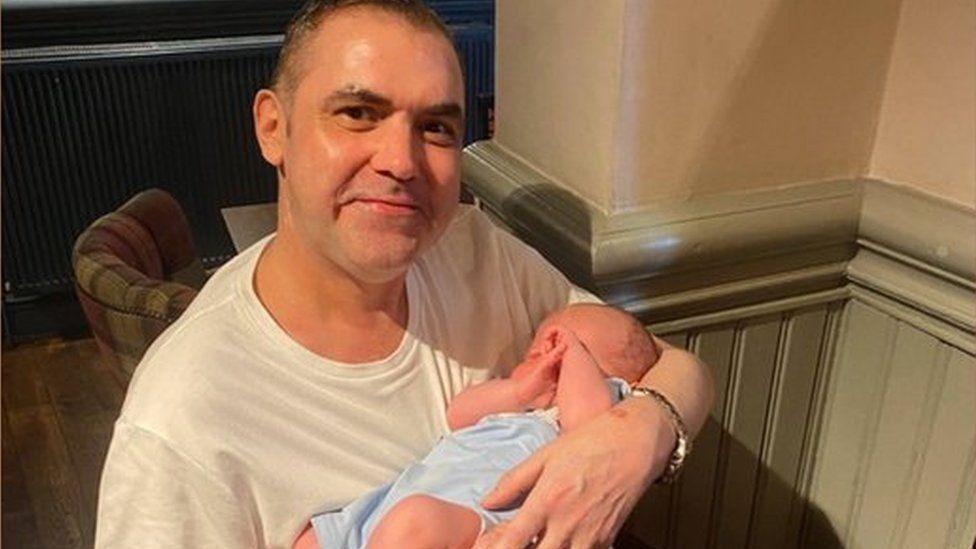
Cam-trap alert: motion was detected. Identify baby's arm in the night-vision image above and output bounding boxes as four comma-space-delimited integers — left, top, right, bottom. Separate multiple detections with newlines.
446, 343, 564, 430
446, 378, 525, 430
554, 330, 615, 431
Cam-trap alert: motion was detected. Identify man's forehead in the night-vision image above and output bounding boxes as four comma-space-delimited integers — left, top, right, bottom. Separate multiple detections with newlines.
300, 8, 462, 99
310, 7, 457, 68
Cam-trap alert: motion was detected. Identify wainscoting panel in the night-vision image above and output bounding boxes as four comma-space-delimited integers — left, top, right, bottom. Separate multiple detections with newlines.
806, 301, 899, 545
900, 349, 975, 549
673, 327, 735, 549
847, 322, 943, 547
808, 298, 976, 549
715, 317, 782, 549
749, 308, 829, 549
627, 303, 838, 549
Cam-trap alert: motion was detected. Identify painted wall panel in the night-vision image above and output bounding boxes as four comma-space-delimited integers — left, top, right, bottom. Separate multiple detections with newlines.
806, 301, 898, 544
848, 323, 943, 546
631, 306, 837, 549
622, 291, 971, 549
900, 349, 976, 549
749, 308, 828, 548
673, 327, 736, 549
627, 466, 674, 547
714, 318, 781, 549
807, 297, 975, 549
946, 431, 976, 549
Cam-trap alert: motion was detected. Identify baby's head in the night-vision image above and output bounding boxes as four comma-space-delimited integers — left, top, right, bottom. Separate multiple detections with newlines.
530, 304, 659, 383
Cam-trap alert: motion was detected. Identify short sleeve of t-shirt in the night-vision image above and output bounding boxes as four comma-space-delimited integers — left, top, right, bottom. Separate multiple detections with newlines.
95, 421, 257, 548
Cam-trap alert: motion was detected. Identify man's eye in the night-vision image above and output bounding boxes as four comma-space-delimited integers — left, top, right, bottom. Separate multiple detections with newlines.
422, 121, 458, 145
336, 106, 377, 125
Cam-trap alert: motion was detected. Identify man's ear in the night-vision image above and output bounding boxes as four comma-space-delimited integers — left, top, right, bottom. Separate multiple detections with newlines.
253, 89, 286, 168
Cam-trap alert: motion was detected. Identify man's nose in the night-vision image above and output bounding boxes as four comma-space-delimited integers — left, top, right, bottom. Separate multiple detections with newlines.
370, 118, 421, 182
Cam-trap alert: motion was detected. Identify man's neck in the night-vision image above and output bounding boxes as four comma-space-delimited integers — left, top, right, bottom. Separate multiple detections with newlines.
253, 232, 410, 363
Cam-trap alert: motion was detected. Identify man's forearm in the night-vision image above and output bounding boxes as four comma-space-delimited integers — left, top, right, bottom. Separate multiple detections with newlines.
636, 336, 714, 439
611, 335, 715, 481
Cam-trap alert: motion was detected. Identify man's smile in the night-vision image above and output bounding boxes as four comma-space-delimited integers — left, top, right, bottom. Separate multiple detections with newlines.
358, 197, 419, 212
341, 193, 428, 218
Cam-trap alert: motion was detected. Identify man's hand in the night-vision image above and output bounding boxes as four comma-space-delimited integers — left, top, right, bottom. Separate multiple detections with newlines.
474, 397, 676, 549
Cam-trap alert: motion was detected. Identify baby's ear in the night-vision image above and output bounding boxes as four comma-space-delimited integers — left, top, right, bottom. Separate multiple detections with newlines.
541, 324, 567, 347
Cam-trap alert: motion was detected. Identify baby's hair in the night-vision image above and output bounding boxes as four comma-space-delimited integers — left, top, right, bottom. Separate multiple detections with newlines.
554, 304, 659, 383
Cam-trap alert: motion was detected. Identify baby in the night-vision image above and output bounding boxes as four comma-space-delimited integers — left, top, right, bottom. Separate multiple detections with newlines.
294, 303, 659, 549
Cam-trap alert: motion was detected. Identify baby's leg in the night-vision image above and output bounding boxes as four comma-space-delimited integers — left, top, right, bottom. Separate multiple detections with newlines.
367, 494, 481, 549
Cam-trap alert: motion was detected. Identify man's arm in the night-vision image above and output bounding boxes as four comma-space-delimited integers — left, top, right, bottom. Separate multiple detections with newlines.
96, 421, 256, 548
476, 335, 714, 548
637, 335, 713, 437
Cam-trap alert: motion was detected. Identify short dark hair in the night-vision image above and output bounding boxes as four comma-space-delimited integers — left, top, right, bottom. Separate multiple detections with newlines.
271, 0, 456, 98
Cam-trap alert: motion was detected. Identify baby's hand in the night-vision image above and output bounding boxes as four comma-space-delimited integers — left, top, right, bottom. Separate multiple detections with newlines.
554, 327, 591, 364
512, 339, 566, 410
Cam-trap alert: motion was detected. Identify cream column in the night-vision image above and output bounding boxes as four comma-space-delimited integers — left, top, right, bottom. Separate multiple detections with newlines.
494, 0, 904, 215
494, 0, 627, 214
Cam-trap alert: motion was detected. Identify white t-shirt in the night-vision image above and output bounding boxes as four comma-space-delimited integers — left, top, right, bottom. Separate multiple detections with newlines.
94, 205, 597, 549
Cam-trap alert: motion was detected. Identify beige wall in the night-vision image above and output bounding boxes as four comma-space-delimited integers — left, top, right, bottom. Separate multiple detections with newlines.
494, 0, 626, 212
494, 0, 972, 214
868, 0, 976, 209
617, 0, 901, 211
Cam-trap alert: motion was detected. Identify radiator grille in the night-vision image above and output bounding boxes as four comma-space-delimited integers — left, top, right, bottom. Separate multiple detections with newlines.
2, 26, 493, 297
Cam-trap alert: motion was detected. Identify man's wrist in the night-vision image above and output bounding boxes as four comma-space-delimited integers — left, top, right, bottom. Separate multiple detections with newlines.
617, 395, 679, 481
628, 386, 691, 484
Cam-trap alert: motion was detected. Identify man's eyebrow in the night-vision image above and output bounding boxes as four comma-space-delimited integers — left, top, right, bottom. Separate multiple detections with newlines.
324, 87, 393, 107
323, 87, 463, 121
423, 102, 464, 121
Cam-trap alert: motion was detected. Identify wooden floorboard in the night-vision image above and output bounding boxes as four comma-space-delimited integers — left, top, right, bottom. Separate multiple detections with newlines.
2, 341, 53, 411
3, 402, 43, 548
2, 338, 123, 549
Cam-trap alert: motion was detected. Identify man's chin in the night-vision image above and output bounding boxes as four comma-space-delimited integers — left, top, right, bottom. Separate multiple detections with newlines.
341, 244, 425, 283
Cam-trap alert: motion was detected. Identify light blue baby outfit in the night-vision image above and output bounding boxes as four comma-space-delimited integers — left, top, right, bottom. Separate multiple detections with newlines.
311, 378, 631, 548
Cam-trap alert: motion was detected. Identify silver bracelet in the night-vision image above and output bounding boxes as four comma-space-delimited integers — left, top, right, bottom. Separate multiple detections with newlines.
629, 386, 691, 484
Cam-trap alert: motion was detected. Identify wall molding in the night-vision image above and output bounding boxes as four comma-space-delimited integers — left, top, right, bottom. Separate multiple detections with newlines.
859, 179, 975, 282
462, 140, 976, 341
847, 248, 974, 333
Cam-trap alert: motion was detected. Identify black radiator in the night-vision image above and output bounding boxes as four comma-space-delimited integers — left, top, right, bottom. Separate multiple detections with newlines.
3, 40, 281, 295
2, 1, 494, 305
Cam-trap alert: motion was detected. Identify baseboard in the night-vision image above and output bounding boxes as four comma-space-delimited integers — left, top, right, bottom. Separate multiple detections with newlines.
462, 140, 975, 330
463, 141, 859, 317
847, 248, 974, 333
859, 179, 976, 282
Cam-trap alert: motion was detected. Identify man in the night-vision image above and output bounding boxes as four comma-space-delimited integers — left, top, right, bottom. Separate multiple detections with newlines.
95, 1, 714, 548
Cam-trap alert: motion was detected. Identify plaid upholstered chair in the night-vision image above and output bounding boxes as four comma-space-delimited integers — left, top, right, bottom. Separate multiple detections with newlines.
72, 188, 208, 385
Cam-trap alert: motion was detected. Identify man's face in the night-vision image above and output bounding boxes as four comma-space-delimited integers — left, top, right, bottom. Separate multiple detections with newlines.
258, 9, 464, 283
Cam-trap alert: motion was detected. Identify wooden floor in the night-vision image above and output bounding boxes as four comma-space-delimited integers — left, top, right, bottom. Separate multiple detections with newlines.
2, 338, 123, 549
